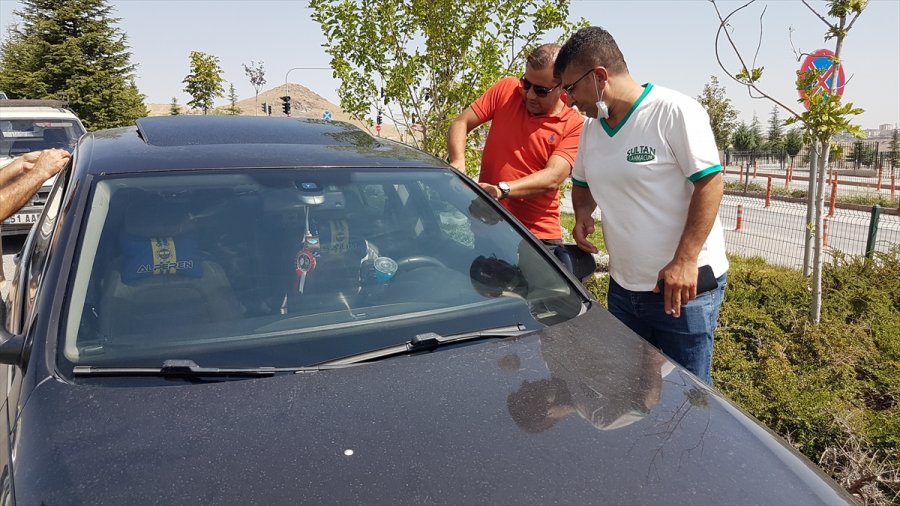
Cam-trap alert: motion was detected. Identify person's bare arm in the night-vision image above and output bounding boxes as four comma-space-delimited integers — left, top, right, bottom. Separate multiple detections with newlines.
655, 172, 724, 317
447, 107, 484, 173
0, 149, 70, 221
479, 154, 572, 200
0, 151, 42, 187
571, 185, 598, 254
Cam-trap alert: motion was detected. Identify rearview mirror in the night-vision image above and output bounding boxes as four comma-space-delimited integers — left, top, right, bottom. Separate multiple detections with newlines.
553, 244, 600, 282
0, 303, 24, 365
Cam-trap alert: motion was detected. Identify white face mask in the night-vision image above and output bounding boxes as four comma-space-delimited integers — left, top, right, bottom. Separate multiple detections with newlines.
593, 75, 609, 120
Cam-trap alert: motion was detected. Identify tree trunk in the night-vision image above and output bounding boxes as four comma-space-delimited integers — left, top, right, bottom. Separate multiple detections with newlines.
810, 139, 830, 322
803, 144, 818, 277
809, 10, 848, 323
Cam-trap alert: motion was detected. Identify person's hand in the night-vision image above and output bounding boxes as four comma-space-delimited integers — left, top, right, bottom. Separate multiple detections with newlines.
479, 182, 502, 200
448, 159, 466, 173
653, 259, 698, 318
31, 149, 71, 179
21, 151, 42, 164
2, 151, 42, 173
572, 218, 598, 254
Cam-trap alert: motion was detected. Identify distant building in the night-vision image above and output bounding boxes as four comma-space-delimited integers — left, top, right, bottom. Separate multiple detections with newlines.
862, 124, 897, 139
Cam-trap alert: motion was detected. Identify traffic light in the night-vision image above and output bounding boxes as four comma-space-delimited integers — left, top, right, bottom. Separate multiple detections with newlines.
376, 112, 382, 125
280, 96, 291, 115
261, 102, 268, 115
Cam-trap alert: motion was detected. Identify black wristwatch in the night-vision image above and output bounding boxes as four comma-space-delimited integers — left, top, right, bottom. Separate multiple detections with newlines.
498, 181, 511, 200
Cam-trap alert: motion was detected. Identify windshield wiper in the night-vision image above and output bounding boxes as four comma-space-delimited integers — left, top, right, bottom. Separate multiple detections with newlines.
315, 324, 531, 367
72, 359, 319, 377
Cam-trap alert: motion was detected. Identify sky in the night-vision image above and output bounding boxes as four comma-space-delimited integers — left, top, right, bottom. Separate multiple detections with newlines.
1, 0, 898, 129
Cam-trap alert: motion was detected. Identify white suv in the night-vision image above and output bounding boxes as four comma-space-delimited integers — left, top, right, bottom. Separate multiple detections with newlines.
0, 99, 86, 235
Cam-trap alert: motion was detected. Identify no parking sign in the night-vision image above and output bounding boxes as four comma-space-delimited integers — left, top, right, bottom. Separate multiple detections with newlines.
797, 48, 845, 110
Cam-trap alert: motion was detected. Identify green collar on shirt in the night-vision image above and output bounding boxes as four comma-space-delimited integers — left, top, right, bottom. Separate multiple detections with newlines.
600, 83, 653, 138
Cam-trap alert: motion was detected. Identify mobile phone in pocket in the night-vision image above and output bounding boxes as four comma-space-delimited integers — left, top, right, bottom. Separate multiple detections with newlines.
657, 264, 718, 294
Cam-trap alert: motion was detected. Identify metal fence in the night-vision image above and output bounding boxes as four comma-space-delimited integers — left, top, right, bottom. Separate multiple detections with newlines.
727, 140, 899, 174
719, 165, 900, 269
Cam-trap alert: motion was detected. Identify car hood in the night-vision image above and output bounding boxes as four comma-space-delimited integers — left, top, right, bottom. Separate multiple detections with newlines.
16, 306, 850, 505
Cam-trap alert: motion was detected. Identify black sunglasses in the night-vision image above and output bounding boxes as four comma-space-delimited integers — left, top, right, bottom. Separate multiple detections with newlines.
520, 76, 558, 98
562, 68, 596, 94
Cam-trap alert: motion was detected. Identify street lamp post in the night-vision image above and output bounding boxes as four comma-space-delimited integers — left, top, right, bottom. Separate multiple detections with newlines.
283, 67, 330, 117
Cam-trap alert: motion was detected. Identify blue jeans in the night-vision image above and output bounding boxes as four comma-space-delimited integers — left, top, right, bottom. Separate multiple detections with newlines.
606, 273, 727, 384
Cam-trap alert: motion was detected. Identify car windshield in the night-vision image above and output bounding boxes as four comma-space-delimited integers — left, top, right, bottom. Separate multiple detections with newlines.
0, 119, 83, 159
61, 168, 585, 370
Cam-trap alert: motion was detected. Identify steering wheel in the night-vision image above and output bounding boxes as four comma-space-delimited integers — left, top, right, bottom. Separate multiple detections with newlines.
394, 255, 446, 272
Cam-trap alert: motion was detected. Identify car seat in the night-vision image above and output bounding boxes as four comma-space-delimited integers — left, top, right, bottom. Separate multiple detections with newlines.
97, 191, 242, 343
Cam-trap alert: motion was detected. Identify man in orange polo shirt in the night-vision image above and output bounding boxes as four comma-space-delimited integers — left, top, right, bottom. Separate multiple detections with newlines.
447, 43, 584, 250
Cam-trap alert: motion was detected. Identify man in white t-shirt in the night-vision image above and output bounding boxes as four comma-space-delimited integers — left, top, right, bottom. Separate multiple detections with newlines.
553, 27, 728, 384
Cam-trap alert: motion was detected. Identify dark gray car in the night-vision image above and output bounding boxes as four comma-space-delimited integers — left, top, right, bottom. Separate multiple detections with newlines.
0, 116, 852, 505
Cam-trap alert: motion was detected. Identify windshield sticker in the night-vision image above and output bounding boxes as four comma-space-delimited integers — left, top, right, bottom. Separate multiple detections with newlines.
1, 131, 39, 138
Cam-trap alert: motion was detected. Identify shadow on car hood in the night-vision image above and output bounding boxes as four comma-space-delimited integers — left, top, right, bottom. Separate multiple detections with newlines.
16, 306, 851, 505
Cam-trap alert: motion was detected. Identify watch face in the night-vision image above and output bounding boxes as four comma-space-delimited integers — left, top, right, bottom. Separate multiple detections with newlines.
499, 182, 510, 193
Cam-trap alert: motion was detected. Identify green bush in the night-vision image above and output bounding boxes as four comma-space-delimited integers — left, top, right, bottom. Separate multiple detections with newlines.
560, 212, 899, 502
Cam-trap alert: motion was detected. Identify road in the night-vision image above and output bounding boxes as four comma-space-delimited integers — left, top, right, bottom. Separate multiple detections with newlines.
1, 235, 24, 300
719, 195, 899, 268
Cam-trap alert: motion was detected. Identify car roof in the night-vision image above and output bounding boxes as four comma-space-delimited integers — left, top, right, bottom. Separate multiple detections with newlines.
76, 116, 447, 175
0, 107, 81, 120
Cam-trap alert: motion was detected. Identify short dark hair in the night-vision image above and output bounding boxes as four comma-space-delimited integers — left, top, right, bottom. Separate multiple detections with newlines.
554, 26, 628, 78
506, 377, 571, 434
526, 43, 561, 71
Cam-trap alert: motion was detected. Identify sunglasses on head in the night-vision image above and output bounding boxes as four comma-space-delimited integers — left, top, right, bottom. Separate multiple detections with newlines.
520, 76, 558, 98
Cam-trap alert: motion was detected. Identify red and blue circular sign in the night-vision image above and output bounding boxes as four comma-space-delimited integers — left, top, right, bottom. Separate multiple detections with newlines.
797, 48, 845, 110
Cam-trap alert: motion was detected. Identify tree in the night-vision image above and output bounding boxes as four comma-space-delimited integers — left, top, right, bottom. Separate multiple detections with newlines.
182, 51, 225, 115
310, 0, 585, 168
731, 121, 757, 152
749, 114, 765, 155
169, 97, 180, 116
697, 75, 739, 152
242, 60, 266, 116
766, 105, 784, 154
0, 0, 147, 130
224, 83, 242, 116
784, 128, 804, 168
889, 129, 899, 175
712, 0, 866, 322
849, 141, 876, 168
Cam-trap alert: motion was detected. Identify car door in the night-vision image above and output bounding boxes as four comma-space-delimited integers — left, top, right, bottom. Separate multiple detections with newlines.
0, 164, 69, 503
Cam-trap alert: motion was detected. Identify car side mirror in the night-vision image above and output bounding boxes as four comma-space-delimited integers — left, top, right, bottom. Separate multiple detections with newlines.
553, 244, 599, 283
0, 303, 25, 365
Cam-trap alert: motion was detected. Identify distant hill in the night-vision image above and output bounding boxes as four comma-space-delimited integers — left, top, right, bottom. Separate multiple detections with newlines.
145, 83, 406, 140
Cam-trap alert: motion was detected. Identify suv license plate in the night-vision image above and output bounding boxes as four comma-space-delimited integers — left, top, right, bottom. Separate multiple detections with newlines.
2, 212, 39, 225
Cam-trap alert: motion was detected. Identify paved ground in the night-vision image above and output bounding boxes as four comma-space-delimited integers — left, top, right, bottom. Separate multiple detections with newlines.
1, 234, 24, 300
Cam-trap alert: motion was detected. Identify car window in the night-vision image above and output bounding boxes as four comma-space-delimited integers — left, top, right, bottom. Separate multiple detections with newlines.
61, 169, 585, 371
23, 169, 67, 319
0, 119, 84, 158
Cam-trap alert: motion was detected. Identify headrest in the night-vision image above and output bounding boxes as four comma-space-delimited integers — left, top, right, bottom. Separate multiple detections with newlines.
120, 236, 202, 283
308, 213, 367, 258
